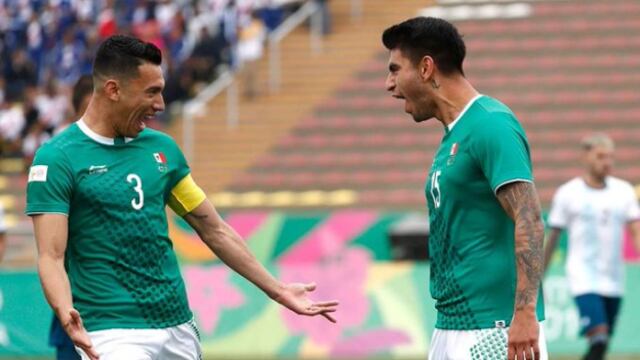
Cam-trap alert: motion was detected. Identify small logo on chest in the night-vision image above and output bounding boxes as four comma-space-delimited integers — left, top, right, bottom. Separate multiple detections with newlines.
447, 142, 459, 166
88, 165, 108, 175
153, 152, 168, 173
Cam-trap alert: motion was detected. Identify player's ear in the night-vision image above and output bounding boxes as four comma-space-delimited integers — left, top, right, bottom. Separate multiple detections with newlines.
103, 79, 121, 101
419, 56, 435, 82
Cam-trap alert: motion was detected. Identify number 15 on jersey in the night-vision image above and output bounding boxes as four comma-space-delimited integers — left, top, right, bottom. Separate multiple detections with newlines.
430, 170, 442, 209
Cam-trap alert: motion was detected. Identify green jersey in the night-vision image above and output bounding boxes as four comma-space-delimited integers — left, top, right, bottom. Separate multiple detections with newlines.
26, 121, 193, 331
425, 95, 545, 330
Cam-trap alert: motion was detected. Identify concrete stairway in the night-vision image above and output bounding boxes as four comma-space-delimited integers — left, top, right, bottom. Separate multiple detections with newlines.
166, 0, 432, 193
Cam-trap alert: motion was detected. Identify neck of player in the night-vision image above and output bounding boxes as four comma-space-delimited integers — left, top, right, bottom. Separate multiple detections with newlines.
584, 172, 607, 189
434, 77, 478, 128
82, 96, 120, 138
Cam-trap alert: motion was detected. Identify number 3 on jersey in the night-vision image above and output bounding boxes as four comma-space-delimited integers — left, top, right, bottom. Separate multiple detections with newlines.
127, 174, 144, 210
430, 170, 442, 209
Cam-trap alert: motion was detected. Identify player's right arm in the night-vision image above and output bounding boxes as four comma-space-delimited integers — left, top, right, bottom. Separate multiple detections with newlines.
26, 146, 99, 359
33, 214, 72, 320
32, 215, 99, 359
168, 175, 338, 322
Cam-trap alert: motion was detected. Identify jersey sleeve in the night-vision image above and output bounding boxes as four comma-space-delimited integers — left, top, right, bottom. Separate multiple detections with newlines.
25, 145, 74, 215
470, 113, 533, 193
166, 138, 192, 191
625, 184, 640, 222
547, 186, 569, 229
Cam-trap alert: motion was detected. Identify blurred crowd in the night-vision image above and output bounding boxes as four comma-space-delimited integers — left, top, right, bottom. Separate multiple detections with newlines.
0, 0, 319, 167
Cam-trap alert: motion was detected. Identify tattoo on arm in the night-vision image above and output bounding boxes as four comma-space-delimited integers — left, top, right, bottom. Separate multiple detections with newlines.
496, 181, 545, 311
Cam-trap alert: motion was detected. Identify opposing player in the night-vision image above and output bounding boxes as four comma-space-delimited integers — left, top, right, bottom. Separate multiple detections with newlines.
383, 17, 546, 359
26, 35, 338, 360
544, 133, 640, 360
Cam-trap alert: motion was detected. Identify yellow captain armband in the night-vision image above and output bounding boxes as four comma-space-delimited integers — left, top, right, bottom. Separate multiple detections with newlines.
168, 174, 207, 216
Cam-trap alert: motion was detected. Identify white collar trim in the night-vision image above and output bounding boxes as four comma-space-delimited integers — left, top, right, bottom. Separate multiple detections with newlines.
447, 94, 483, 131
77, 118, 134, 145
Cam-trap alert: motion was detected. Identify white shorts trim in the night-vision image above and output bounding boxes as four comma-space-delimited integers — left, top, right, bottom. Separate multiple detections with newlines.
429, 324, 548, 360
77, 320, 202, 360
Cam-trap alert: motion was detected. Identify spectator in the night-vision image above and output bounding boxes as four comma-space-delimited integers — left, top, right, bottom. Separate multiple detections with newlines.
26, 13, 45, 81
163, 63, 194, 105
52, 27, 86, 87
4, 49, 37, 101
190, 26, 224, 84
259, 0, 284, 32
96, 0, 117, 39
35, 79, 72, 133
0, 0, 312, 160
238, 11, 266, 99
221, 0, 240, 68
0, 97, 26, 155
22, 120, 50, 170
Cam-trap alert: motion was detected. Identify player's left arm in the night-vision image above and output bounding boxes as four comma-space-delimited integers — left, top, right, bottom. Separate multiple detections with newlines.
168, 175, 339, 322
624, 185, 640, 253
628, 220, 640, 253
496, 181, 545, 360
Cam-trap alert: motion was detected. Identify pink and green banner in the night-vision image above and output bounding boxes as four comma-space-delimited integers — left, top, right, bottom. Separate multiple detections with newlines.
168, 210, 640, 264
1, 211, 640, 357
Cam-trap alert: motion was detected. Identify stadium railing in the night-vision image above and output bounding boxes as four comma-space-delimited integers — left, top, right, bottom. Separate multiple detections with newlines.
180, 0, 363, 162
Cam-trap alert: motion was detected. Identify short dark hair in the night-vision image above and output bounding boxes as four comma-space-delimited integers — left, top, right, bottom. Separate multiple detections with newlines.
382, 17, 466, 76
72, 75, 93, 112
93, 35, 162, 79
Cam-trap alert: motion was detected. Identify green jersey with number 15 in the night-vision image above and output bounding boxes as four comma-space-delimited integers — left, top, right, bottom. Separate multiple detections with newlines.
425, 95, 545, 330
26, 120, 193, 332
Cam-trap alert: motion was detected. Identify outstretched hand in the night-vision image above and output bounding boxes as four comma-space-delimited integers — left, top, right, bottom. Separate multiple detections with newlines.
61, 309, 100, 360
274, 282, 339, 323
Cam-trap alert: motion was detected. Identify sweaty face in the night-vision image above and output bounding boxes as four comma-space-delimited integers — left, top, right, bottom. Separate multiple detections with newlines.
585, 145, 614, 179
385, 49, 435, 123
115, 63, 165, 138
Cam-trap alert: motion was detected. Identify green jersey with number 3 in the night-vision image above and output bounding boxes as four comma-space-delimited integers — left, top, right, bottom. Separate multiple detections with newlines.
26, 120, 193, 331
425, 95, 545, 330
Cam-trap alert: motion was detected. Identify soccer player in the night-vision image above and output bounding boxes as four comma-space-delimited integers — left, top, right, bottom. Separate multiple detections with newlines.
544, 134, 640, 360
26, 35, 338, 360
383, 17, 546, 360
48, 74, 94, 360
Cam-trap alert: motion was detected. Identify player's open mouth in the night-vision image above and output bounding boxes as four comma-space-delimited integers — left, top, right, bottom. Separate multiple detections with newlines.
137, 115, 154, 130
392, 94, 405, 100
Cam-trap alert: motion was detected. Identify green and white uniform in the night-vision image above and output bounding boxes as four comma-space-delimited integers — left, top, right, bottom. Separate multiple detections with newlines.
26, 120, 194, 332
425, 95, 546, 358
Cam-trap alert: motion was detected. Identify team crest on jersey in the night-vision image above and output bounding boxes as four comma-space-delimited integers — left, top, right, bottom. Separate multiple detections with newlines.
153, 152, 168, 172
447, 142, 459, 166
